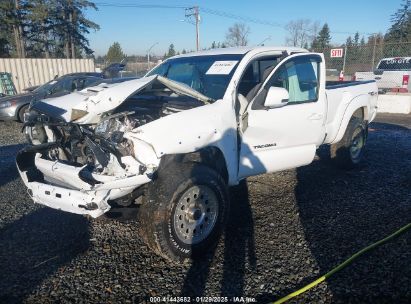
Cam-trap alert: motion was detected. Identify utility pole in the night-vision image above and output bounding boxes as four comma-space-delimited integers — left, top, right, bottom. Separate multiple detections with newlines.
342, 45, 347, 74
185, 6, 200, 51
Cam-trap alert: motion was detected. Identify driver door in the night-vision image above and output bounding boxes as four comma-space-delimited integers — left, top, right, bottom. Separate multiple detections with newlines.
238, 53, 326, 179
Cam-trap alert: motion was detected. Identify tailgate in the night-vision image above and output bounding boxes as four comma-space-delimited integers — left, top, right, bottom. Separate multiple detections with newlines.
374, 71, 405, 89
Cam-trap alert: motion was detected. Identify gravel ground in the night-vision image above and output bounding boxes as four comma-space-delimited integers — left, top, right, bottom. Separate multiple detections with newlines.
0, 113, 410, 303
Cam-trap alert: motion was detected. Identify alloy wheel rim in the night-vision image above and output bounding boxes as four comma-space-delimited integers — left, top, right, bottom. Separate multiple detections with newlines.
350, 127, 365, 161
173, 185, 219, 245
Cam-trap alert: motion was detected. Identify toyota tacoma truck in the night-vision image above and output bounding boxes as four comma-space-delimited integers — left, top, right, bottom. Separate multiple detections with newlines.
17, 47, 378, 262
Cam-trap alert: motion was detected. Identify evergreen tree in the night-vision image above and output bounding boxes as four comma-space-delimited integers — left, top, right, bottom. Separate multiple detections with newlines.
167, 44, 176, 57
345, 36, 353, 47
54, 0, 100, 58
354, 32, 360, 46
0, 0, 29, 57
25, 0, 54, 57
312, 23, 331, 49
105, 42, 125, 63
0, 1, 13, 56
0, 0, 99, 58
385, 0, 411, 42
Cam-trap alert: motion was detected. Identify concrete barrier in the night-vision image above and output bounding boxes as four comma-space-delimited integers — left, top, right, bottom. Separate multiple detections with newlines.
378, 93, 411, 114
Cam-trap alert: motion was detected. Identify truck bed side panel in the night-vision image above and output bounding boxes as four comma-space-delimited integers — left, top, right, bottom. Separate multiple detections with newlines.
324, 81, 378, 144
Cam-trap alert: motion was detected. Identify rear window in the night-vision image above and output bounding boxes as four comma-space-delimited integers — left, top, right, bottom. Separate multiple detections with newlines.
377, 58, 411, 70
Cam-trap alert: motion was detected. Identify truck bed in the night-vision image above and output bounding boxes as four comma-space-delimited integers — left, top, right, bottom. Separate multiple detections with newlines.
326, 80, 375, 89
324, 80, 378, 144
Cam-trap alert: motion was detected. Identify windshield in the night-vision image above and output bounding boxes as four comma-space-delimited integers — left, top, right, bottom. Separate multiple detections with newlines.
33, 79, 59, 94
377, 58, 411, 70
147, 54, 243, 100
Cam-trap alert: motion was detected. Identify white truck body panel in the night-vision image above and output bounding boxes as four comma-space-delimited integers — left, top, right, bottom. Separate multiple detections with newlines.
17, 47, 378, 217
324, 81, 378, 144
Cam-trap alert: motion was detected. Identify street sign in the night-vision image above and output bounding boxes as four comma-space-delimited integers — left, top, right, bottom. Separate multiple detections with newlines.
330, 48, 344, 58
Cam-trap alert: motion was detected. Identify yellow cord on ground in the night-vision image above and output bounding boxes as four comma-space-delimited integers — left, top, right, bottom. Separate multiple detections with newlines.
273, 222, 411, 304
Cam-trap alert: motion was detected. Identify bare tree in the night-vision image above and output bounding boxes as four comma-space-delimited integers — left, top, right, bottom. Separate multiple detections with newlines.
285, 19, 320, 48
225, 23, 250, 47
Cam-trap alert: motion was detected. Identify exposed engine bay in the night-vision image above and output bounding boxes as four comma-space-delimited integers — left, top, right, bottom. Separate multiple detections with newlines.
24, 87, 206, 171
16, 74, 228, 218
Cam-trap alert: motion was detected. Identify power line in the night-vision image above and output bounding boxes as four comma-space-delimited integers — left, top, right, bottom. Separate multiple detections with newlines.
94, 2, 187, 9
200, 7, 285, 29
93, 2, 377, 37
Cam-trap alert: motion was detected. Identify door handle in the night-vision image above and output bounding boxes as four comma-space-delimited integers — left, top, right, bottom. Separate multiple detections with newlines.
308, 113, 323, 120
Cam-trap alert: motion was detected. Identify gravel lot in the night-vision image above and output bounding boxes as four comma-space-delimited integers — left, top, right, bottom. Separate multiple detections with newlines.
0, 113, 410, 303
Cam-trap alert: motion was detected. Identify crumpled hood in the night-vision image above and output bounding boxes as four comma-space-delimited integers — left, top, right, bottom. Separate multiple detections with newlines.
32, 75, 212, 124
32, 76, 157, 123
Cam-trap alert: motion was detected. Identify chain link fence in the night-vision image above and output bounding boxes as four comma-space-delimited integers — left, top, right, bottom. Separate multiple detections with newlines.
312, 42, 411, 92
94, 43, 410, 92
95, 58, 160, 79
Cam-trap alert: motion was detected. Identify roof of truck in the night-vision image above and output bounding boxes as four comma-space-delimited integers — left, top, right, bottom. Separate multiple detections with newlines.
172, 46, 308, 58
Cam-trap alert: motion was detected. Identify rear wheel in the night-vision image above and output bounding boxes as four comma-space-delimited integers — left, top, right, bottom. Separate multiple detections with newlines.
331, 116, 367, 169
138, 162, 229, 263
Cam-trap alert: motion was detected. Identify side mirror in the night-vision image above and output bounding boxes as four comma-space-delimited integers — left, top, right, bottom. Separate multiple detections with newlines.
264, 87, 289, 108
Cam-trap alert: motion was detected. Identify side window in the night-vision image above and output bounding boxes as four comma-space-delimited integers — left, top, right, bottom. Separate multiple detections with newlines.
237, 62, 259, 96
51, 78, 73, 95
238, 57, 282, 98
75, 77, 97, 91
268, 57, 320, 104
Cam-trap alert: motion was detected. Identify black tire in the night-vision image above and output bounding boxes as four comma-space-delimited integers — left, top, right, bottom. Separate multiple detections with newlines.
18, 104, 29, 122
138, 162, 229, 263
331, 116, 367, 169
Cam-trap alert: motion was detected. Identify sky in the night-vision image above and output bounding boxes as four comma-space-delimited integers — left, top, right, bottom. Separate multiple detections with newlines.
85, 0, 404, 56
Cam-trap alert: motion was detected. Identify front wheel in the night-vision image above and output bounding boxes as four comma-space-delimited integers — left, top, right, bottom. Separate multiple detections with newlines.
138, 162, 229, 263
18, 104, 29, 122
331, 117, 367, 169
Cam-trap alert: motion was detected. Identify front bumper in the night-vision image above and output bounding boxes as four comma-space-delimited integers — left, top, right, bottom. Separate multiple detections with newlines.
16, 146, 153, 218
0, 104, 18, 121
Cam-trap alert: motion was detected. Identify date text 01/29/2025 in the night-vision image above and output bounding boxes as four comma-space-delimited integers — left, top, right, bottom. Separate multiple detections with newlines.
149, 296, 257, 303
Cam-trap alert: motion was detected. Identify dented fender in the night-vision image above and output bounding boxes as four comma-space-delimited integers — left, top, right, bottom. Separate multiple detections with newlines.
128, 100, 239, 185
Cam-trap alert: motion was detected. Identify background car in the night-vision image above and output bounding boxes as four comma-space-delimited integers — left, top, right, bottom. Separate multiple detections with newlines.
0, 73, 104, 122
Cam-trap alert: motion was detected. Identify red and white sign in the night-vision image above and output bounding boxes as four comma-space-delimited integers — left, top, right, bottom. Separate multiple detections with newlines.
330, 48, 344, 58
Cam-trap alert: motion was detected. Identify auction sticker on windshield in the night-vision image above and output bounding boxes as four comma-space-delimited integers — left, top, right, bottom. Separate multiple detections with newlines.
206, 61, 238, 75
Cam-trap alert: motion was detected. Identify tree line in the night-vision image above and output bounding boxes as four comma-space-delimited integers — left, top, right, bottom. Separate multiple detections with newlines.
286, 0, 410, 51
0, 0, 99, 58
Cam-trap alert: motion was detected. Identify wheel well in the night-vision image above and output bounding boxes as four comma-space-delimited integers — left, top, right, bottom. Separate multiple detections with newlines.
353, 107, 365, 120
158, 147, 229, 183
17, 103, 29, 121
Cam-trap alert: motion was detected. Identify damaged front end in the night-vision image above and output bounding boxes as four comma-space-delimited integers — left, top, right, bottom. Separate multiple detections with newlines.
17, 75, 211, 217
16, 120, 158, 217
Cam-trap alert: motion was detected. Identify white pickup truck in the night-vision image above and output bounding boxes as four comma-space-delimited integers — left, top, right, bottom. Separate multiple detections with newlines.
18, 47, 378, 262
355, 57, 411, 93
